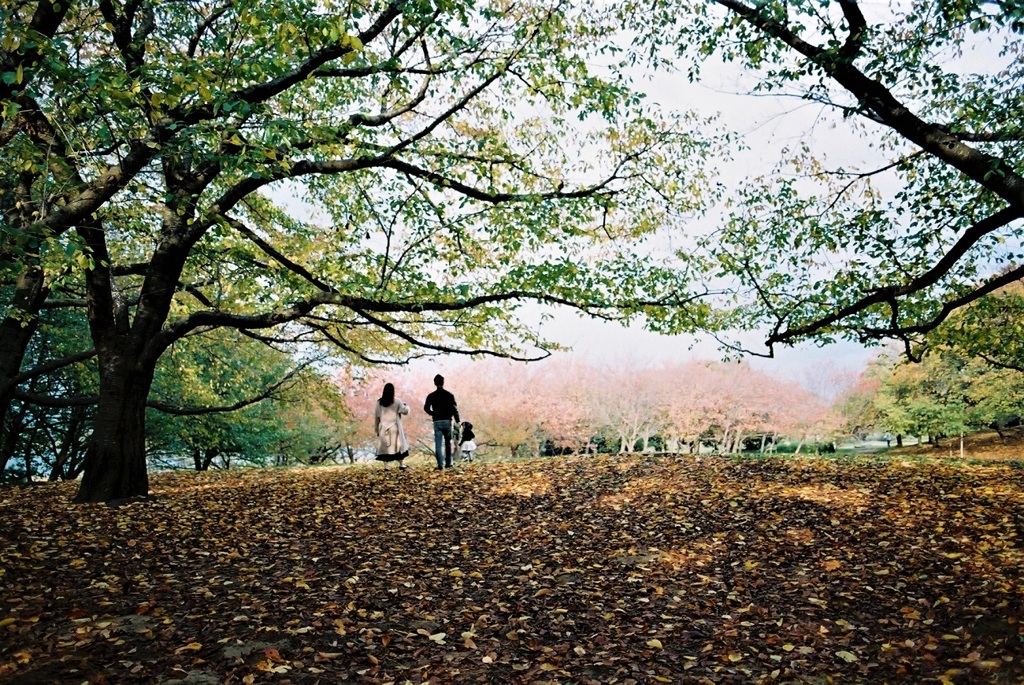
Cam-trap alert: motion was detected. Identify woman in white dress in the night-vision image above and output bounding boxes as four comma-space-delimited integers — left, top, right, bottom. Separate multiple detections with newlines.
375, 383, 410, 469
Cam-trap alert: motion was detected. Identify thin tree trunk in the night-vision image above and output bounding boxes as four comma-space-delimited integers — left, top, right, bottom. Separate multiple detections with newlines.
200, 450, 217, 471
48, 405, 87, 481
0, 406, 27, 480
0, 260, 49, 475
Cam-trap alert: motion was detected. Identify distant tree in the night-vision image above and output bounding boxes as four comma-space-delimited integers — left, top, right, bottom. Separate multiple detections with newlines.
589, 364, 662, 453
145, 331, 326, 470
533, 360, 600, 455
654, 361, 709, 453
963, 363, 1024, 440
874, 354, 973, 447
835, 368, 884, 441
448, 361, 546, 459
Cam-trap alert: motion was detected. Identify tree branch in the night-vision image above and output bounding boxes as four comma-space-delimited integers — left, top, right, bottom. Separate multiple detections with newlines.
0, 348, 98, 395
715, 0, 1024, 211
766, 205, 1023, 345
147, 363, 309, 415
224, 215, 337, 293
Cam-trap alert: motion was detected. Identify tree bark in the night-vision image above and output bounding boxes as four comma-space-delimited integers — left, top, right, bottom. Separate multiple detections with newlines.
73, 361, 154, 502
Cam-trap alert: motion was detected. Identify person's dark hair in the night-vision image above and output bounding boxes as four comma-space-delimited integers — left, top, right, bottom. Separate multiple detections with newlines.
433, 374, 444, 387
380, 382, 395, 407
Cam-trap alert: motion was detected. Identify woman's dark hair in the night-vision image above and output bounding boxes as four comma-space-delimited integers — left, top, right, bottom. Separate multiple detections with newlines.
379, 382, 395, 407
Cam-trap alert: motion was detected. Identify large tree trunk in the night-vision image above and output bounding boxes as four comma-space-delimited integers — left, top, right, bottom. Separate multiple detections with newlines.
74, 361, 154, 503
73, 215, 186, 503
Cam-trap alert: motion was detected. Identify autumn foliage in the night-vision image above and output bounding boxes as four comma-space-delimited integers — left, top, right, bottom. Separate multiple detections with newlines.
2, 454, 1022, 684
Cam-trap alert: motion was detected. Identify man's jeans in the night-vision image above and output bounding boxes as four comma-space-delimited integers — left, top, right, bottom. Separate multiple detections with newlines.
433, 420, 453, 468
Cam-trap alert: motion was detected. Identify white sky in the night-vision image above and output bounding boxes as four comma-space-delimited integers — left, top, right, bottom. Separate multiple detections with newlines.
538, 308, 875, 385
521, 29, 882, 385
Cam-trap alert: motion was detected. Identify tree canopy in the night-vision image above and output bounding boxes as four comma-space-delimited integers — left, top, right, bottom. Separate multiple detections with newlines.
0, 0, 711, 501
628, 0, 1024, 358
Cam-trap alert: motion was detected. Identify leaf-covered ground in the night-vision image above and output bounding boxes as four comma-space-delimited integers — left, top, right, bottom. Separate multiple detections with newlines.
2, 454, 1022, 684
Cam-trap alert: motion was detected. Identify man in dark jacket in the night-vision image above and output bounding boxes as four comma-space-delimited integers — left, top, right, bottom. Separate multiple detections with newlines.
424, 374, 460, 469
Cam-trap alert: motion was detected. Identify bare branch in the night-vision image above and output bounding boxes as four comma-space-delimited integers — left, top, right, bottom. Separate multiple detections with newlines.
0, 348, 97, 394
224, 215, 337, 293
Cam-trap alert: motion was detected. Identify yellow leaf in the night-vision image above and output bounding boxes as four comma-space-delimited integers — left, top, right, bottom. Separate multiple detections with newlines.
0, 618, 17, 628
647, 639, 663, 649
727, 651, 743, 662
822, 560, 842, 571
836, 650, 859, 663
340, 34, 364, 51
175, 642, 202, 654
